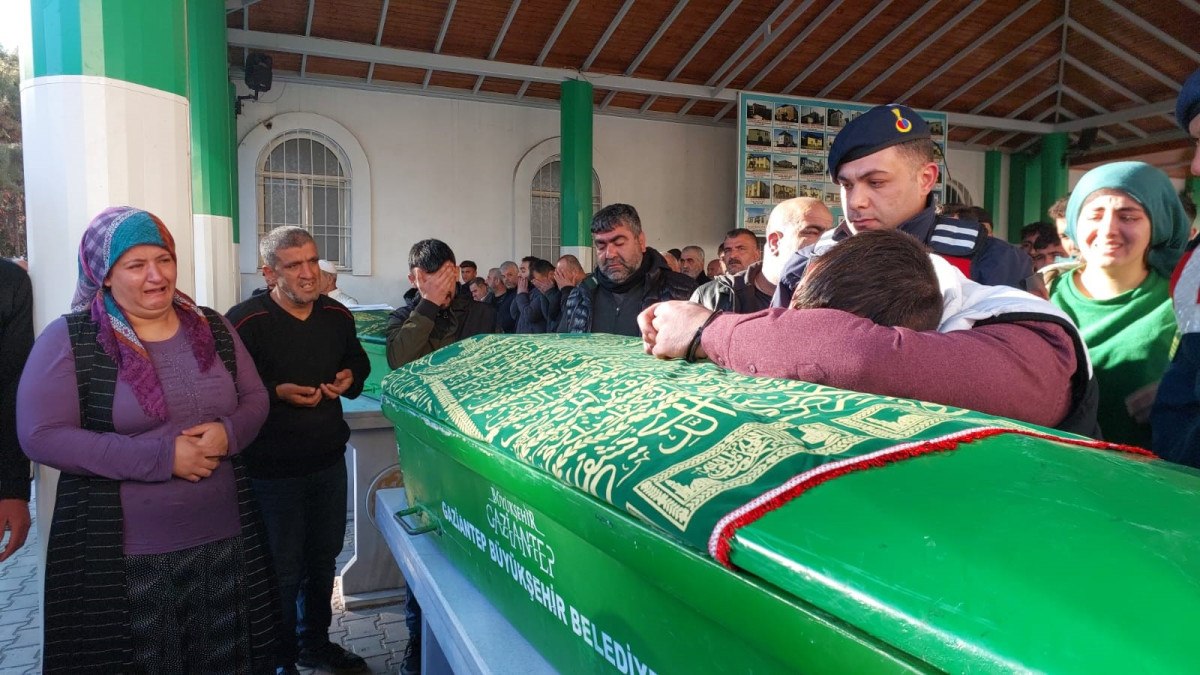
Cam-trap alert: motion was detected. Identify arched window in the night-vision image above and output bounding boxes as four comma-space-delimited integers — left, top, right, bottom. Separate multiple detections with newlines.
257, 131, 352, 267
530, 159, 601, 262
944, 178, 974, 208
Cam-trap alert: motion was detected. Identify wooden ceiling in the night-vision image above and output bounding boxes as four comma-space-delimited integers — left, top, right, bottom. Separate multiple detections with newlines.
226, 0, 1200, 176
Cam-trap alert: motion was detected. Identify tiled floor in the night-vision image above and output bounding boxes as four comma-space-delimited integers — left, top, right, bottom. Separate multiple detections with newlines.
0, 498, 41, 675
0, 494, 412, 675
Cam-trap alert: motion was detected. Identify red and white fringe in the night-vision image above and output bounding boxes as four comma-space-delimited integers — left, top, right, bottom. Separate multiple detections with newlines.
708, 426, 1151, 568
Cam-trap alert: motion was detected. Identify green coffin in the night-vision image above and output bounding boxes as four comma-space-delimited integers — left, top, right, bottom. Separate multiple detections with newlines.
381, 334, 1200, 674
353, 309, 391, 400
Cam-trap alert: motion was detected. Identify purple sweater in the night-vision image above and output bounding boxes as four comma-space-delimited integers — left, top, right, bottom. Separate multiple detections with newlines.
17, 315, 268, 555
701, 308, 1075, 429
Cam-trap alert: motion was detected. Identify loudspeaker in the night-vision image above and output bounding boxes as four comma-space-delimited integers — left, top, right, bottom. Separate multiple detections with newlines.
245, 53, 273, 94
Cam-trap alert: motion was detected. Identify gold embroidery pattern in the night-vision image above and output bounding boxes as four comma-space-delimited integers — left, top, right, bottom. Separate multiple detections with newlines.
633, 422, 854, 530
383, 335, 1064, 547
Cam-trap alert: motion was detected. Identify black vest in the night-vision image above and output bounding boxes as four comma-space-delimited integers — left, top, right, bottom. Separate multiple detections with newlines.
42, 309, 279, 674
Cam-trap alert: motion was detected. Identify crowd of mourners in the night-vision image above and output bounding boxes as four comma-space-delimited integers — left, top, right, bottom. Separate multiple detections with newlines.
381, 86, 1200, 668
0, 67, 1198, 675
390, 91, 1200, 458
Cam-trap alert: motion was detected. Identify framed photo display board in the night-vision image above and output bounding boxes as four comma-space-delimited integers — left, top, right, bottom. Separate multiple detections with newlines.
738, 92, 949, 234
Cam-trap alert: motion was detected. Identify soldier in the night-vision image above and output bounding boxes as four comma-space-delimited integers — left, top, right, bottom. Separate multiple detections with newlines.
1151, 67, 1200, 464
772, 103, 1034, 307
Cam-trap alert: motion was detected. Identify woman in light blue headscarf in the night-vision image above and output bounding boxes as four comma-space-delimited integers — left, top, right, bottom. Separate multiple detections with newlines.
1048, 161, 1189, 447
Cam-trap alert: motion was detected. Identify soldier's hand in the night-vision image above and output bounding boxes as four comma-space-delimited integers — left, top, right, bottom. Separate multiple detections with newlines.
638, 301, 713, 360
276, 382, 322, 407
173, 435, 221, 482
416, 262, 457, 308
320, 369, 355, 399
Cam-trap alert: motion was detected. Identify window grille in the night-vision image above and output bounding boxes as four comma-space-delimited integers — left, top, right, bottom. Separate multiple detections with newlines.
257, 131, 352, 268
530, 159, 601, 262
945, 178, 973, 208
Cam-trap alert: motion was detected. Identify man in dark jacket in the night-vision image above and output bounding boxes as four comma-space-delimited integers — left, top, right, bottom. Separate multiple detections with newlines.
383, 238, 494, 673
694, 198, 834, 314
0, 258, 33, 563
560, 203, 697, 336
679, 245, 709, 285
772, 103, 1034, 308
492, 261, 519, 333
550, 254, 587, 332
455, 259, 478, 299
691, 261, 772, 315
386, 239, 496, 369
512, 258, 559, 334
1151, 67, 1200, 464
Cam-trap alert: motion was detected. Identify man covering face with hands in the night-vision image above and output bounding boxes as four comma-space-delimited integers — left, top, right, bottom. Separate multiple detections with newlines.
385, 238, 496, 369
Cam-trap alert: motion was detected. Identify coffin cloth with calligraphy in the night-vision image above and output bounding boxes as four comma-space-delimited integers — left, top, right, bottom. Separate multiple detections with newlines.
380, 334, 1145, 567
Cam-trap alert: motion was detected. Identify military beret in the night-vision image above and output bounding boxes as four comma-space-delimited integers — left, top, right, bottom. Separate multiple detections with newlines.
1177, 68, 1200, 132
827, 104, 930, 179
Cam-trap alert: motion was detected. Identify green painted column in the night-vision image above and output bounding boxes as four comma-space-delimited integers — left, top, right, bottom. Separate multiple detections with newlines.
230, 82, 240, 245
1007, 153, 1042, 242
560, 79, 594, 266
22, 0, 193, 325
983, 150, 1003, 238
188, 0, 238, 310
1039, 132, 1069, 219
21, 0, 193, 560
29, 0, 187, 93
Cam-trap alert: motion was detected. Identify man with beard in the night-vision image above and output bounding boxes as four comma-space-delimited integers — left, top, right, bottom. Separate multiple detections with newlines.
491, 262, 519, 333
227, 226, 371, 674
718, 228, 762, 276
518, 256, 538, 281
512, 258, 559, 334
560, 203, 697, 335
679, 245, 709, 285
693, 199, 833, 314
483, 267, 504, 301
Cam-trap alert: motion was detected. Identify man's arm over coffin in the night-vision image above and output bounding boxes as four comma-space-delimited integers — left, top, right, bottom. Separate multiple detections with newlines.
699, 307, 1075, 429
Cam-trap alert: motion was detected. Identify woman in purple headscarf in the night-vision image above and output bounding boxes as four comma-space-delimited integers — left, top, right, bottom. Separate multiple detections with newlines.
17, 207, 278, 674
